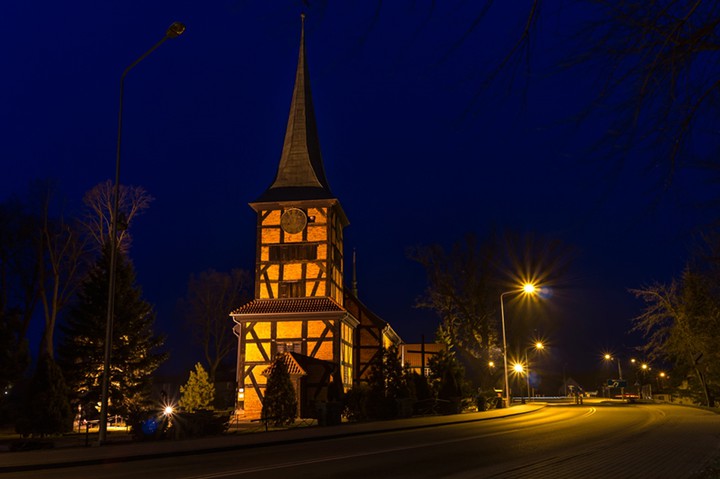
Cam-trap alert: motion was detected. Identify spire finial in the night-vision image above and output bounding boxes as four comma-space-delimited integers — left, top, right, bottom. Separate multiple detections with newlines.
300, 13, 306, 42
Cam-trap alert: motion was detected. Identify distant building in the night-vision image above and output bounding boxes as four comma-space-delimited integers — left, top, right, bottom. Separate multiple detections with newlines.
400, 342, 446, 377
230, 17, 401, 420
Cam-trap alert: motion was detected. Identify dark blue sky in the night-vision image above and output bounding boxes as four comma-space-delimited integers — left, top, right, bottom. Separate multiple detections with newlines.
3, 2, 714, 378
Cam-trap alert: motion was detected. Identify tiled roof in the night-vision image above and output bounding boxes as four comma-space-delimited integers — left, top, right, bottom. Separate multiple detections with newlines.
262, 352, 306, 377
231, 297, 345, 315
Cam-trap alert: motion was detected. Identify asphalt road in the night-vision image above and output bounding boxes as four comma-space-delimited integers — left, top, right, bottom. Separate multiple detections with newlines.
5, 403, 719, 478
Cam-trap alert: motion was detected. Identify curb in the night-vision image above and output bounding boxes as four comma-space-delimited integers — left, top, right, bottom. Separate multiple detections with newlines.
0, 404, 545, 473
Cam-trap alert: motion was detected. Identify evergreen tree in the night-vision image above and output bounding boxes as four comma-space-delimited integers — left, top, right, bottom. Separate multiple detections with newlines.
384, 346, 410, 400
58, 245, 166, 419
411, 372, 432, 401
0, 308, 30, 423
262, 354, 297, 427
429, 349, 465, 399
16, 354, 72, 437
179, 363, 215, 412
365, 347, 411, 419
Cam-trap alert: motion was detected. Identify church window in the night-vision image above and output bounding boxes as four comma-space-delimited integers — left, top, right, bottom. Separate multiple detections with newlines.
279, 281, 304, 298
269, 244, 318, 261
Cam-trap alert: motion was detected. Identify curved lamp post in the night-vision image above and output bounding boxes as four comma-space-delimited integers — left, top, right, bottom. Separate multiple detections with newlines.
99, 21, 186, 445
500, 283, 538, 408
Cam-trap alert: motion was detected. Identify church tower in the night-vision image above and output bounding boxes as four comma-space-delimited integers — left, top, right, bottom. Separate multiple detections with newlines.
251, 15, 348, 304
231, 16, 357, 419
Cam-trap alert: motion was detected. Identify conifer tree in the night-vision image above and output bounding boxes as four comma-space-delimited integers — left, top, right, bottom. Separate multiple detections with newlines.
58, 245, 166, 419
16, 354, 72, 436
364, 346, 412, 419
262, 355, 297, 427
0, 308, 30, 423
179, 363, 215, 412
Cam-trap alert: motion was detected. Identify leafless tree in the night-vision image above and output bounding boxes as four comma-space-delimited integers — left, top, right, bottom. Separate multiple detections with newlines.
631, 271, 719, 407
409, 234, 502, 391
80, 180, 153, 253
301, 1, 718, 203
573, 1, 720, 194
180, 269, 252, 382
36, 188, 88, 359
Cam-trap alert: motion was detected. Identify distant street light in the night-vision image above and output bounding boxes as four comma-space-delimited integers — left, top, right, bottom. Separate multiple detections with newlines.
525, 341, 544, 402
500, 283, 538, 408
603, 354, 625, 401
98, 21, 186, 445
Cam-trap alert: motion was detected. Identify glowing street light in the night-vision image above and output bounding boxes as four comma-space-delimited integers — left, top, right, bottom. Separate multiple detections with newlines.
500, 283, 539, 408
98, 21, 186, 445
525, 341, 545, 402
603, 354, 625, 401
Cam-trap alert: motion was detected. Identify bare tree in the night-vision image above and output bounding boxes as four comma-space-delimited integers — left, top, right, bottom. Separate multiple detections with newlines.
36, 188, 88, 359
631, 268, 720, 407
180, 269, 252, 382
302, 1, 719, 203
573, 1, 720, 193
409, 234, 501, 391
80, 180, 153, 253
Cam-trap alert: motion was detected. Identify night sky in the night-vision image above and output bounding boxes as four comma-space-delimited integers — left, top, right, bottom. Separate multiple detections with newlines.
3, 2, 715, 380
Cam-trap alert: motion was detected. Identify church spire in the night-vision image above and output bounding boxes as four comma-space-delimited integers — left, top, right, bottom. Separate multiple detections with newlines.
256, 14, 333, 202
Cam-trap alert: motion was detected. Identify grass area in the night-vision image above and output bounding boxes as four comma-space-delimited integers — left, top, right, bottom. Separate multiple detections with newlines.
691, 454, 720, 479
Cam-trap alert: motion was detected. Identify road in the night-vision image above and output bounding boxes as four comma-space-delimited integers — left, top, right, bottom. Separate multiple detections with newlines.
5, 403, 719, 478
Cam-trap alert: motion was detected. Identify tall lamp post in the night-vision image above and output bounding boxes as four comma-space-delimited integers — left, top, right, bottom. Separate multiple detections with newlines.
98, 21, 186, 445
603, 354, 624, 402
500, 283, 537, 408
525, 341, 544, 402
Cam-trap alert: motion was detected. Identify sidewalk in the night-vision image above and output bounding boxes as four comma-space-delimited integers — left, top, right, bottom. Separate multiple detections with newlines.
0, 403, 545, 473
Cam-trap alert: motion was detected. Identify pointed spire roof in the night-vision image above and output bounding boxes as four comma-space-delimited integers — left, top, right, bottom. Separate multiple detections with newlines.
256, 14, 334, 203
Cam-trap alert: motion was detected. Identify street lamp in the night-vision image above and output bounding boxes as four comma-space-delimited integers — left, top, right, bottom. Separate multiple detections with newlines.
98, 21, 186, 445
525, 341, 544, 401
500, 283, 538, 408
603, 354, 624, 401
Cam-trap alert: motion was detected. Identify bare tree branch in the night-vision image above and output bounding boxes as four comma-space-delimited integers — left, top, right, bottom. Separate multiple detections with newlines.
80, 180, 154, 253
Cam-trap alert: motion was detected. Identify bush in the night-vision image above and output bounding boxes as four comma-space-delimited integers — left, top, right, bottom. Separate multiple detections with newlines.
169, 410, 230, 439
129, 410, 170, 441
343, 383, 369, 422
179, 363, 215, 412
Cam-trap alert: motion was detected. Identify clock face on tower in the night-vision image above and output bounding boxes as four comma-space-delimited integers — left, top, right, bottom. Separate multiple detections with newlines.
280, 208, 307, 234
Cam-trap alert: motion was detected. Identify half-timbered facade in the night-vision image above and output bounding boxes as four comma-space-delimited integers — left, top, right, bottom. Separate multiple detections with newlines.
230, 17, 402, 420
344, 291, 402, 383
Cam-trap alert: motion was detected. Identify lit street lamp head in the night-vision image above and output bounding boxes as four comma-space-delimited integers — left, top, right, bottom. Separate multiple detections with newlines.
522, 283, 536, 294
166, 22, 186, 38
